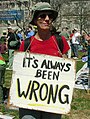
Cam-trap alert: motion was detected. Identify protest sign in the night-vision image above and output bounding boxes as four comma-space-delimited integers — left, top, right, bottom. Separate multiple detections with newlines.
9, 52, 76, 114
75, 63, 89, 90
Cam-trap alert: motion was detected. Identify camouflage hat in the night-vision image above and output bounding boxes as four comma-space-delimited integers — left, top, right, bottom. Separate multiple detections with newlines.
30, 2, 58, 25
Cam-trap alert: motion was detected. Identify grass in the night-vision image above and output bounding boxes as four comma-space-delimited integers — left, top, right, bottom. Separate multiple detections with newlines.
0, 104, 19, 119
1, 51, 90, 119
62, 89, 90, 119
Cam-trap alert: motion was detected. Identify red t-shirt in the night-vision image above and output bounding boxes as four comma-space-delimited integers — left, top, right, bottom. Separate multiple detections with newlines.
70, 33, 74, 38
19, 35, 70, 57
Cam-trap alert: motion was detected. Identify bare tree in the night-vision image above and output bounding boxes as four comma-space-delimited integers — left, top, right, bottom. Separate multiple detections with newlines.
50, 0, 90, 32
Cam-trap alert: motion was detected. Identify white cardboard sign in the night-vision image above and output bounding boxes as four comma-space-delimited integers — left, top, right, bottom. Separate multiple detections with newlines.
9, 52, 76, 114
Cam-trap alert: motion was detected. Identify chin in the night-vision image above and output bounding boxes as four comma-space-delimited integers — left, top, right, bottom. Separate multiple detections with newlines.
41, 26, 50, 30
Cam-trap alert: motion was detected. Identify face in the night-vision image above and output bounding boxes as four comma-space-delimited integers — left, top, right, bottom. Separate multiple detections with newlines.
34, 11, 53, 30
8, 28, 13, 33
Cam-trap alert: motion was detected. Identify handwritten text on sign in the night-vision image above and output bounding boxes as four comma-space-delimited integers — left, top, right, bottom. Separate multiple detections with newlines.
9, 52, 76, 114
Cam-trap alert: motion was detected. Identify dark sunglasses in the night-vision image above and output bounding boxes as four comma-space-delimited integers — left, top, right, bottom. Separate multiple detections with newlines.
38, 13, 53, 19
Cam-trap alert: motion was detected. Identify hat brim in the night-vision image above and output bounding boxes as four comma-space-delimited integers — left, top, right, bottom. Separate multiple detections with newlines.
7, 26, 13, 29
30, 9, 58, 25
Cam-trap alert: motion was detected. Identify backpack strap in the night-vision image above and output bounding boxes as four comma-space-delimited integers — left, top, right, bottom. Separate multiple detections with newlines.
54, 34, 64, 53
24, 34, 64, 53
24, 37, 31, 51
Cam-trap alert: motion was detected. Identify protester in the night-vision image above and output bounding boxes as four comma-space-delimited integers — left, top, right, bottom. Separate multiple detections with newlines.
19, 2, 70, 119
7, 26, 20, 69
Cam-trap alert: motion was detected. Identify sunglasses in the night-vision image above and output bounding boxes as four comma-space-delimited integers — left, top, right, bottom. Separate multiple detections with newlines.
38, 13, 53, 20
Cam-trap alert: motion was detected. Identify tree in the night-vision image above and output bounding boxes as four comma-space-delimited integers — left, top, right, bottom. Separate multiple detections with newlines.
50, 0, 90, 32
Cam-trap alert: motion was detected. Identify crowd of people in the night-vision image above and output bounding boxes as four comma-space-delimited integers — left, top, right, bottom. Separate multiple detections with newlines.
0, 1, 90, 119
0, 25, 35, 104
0, 23, 89, 62
61, 27, 90, 59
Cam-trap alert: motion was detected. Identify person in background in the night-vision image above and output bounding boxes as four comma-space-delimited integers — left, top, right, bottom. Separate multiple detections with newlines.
85, 32, 90, 43
17, 29, 24, 42
7, 26, 20, 69
69, 29, 76, 57
0, 30, 7, 43
19, 2, 70, 119
0, 54, 6, 104
0, 30, 7, 54
60, 27, 71, 58
71, 28, 81, 59
80, 31, 88, 52
25, 26, 35, 39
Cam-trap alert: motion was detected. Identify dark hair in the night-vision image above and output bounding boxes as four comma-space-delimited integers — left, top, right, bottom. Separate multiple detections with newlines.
62, 27, 68, 30
3, 32, 7, 35
29, 26, 33, 30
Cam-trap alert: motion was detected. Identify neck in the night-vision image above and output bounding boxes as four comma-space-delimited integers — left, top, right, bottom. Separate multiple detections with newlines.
35, 30, 51, 41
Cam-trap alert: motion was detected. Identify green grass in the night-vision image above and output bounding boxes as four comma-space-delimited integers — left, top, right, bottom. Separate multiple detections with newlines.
76, 61, 85, 72
62, 89, 90, 119
1, 51, 90, 119
0, 104, 19, 119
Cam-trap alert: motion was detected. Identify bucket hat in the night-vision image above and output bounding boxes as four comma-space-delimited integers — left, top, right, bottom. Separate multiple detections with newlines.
7, 26, 13, 29
74, 28, 78, 31
30, 2, 58, 25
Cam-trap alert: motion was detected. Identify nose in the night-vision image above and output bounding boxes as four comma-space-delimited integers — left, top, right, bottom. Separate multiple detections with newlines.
45, 15, 50, 20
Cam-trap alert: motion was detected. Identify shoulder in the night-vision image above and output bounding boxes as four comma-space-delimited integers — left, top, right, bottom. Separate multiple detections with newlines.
19, 36, 34, 51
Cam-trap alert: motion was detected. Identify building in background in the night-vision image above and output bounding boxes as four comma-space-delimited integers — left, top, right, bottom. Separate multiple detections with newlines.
0, 0, 90, 33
